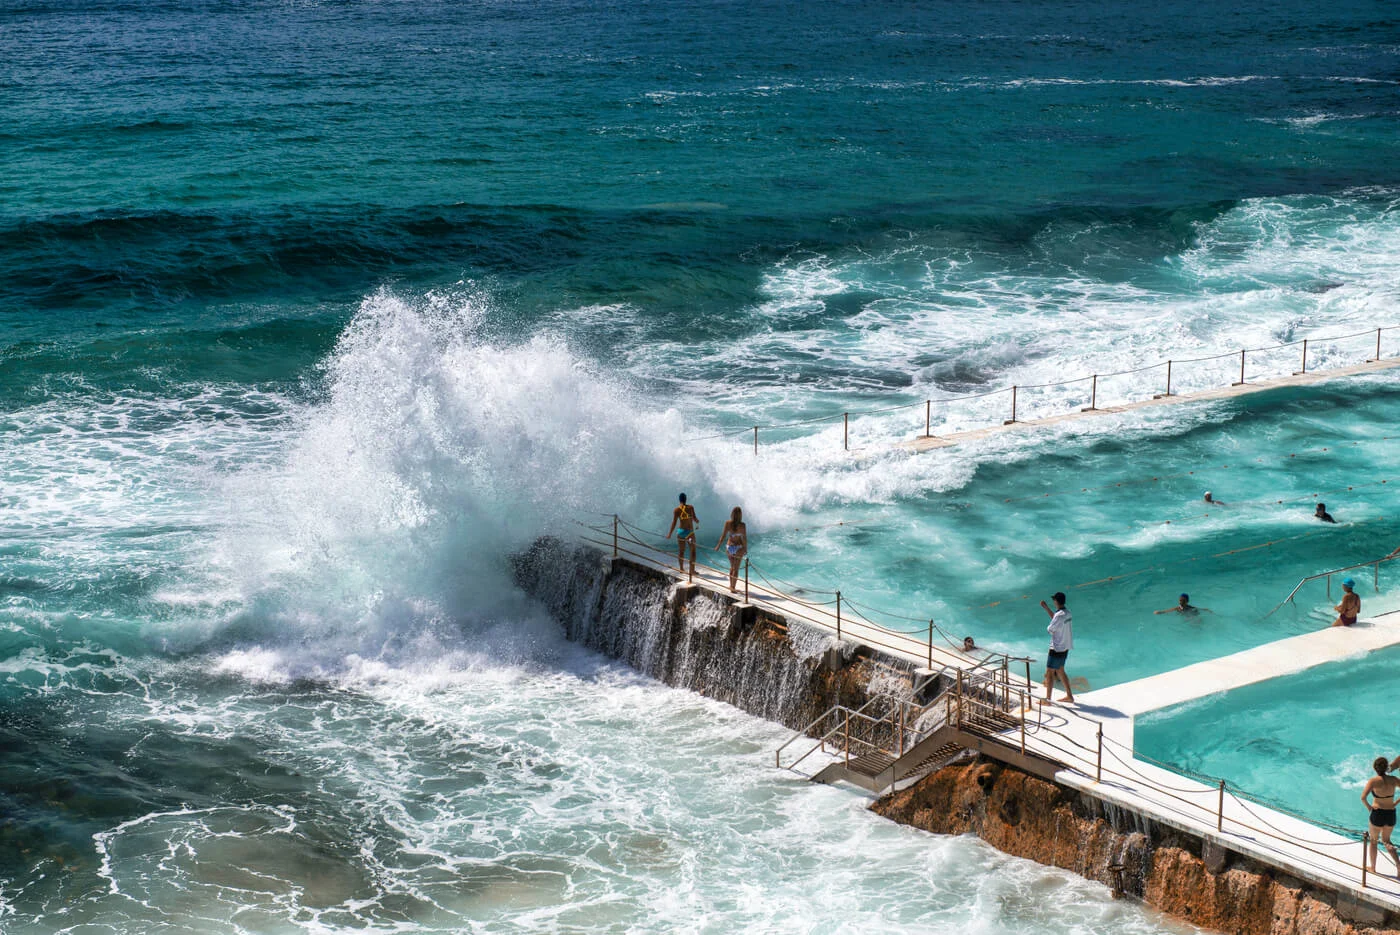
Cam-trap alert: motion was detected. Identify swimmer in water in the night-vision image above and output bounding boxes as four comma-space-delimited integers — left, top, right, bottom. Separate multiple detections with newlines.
1203, 491, 1225, 506
665, 493, 698, 576
1363, 756, 1400, 873
1333, 578, 1360, 627
714, 506, 747, 593
1154, 593, 1210, 615
1315, 502, 1336, 524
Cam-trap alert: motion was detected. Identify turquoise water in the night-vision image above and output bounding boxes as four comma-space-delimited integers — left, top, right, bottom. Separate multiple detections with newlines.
1136, 644, 1400, 835
5, 0, 1400, 928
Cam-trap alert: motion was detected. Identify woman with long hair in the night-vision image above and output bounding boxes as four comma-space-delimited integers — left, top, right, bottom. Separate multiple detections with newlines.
714, 506, 748, 593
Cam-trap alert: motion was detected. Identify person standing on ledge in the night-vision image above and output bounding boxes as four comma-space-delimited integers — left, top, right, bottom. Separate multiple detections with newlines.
665, 493, 698, 576
1333, 578, 1360, 627
714, 506, 748, 593
1040, 592, 1074, 705
1362, 757, 1400, 873
1315, 502, 1337, 523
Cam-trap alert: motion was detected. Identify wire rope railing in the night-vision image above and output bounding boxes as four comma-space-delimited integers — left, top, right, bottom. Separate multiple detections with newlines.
690, 324, 1400, 453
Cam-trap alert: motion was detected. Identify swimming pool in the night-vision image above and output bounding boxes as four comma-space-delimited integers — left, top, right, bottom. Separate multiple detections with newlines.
1134, 642, 1400, 834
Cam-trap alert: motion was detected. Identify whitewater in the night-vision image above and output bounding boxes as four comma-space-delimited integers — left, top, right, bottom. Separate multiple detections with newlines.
4, 0, 1400, 931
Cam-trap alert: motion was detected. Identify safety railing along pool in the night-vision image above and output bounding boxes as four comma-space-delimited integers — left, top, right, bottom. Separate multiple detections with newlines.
688, 323, 1400, 453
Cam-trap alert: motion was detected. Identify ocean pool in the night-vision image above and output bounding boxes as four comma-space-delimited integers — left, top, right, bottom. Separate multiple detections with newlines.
1134, 642, 1400, 834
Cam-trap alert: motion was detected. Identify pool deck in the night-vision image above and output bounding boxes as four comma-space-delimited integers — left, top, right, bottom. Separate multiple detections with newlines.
903, 356, 1400, 452
587, 528, 1400, 916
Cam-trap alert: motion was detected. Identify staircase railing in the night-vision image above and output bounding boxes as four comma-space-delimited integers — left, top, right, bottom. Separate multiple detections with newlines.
1264, 551, 1400, 618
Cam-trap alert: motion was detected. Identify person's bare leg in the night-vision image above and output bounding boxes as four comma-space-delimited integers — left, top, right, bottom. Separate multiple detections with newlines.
728, 557, 739, 591
1058, 669, 1075, 703
1043, 670, 1054, 702
688, 537, 696, 575
677, 538, 685, 572
1370, 831, 1380, 871
1384, 827, 1399, 871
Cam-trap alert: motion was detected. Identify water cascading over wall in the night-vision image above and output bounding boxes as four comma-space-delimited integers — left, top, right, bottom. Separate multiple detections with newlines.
512, 537, 928, 731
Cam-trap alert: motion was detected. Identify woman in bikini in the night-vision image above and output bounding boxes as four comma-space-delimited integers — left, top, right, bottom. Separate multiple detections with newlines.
1333, 578, 1360, 627
1362, 756, 1400, 873
714, 506, 748, 593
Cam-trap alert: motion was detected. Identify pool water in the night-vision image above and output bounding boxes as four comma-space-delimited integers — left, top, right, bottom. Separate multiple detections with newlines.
1134, 643, 1400, 833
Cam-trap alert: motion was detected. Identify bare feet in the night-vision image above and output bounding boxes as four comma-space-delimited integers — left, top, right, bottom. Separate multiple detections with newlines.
1060, 695, 1075, 703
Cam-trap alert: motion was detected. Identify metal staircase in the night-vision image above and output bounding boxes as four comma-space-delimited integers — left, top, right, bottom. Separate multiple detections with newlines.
776, 664, 1064, 795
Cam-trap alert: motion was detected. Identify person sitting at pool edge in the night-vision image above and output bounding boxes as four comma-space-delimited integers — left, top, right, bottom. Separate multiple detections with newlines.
962, 636, 976, 652
1363, 757, 1400, 873
1154, 593, 1210, 615
1333, 577, 1360, 627
1315, 502, 1336, 523
665, 493, 698, 575
1040, 592, 1073, 704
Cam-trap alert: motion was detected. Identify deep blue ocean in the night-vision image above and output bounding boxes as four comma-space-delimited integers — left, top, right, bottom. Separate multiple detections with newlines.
4, 0, 1400, 930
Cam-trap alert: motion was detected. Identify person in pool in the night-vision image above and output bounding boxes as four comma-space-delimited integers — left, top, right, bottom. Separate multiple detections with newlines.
1154, 593, 1210, 615
1363, 757, 1400, 873
1040, 592, 1074, 704
714, 506, 747, 593
1333, 577, 1360, 627
1203, 491, 1226, 506
665, 493, 698, 576
1315, 502, 1337, 523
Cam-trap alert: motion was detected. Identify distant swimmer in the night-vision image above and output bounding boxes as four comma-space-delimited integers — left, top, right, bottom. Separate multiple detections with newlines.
1203, 491, 1226, 506
1333, 578, 1360, 627
1154, 593, 1210, 616
1040, 592, 1074, 705
665, 493, 698, 576
714, 506, 748, 593
1315, 502, 1337, 524
1363, 757, 1400, 873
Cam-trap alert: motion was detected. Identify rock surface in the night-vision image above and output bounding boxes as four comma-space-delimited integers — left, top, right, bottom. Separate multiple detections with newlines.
874, 757, 1400, 935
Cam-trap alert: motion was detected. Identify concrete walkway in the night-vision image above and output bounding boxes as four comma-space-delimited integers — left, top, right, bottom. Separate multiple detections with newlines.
904, 357, 1400, 452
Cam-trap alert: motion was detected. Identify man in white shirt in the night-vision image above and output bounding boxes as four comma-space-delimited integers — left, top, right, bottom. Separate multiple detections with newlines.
1041, 591, 1074, 704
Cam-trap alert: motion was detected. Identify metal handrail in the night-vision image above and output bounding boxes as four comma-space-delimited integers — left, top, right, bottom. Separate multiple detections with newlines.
1265, 552, 1400, 618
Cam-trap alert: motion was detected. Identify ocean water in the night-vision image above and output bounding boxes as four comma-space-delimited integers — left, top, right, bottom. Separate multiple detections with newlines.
4, 0, 1400, 929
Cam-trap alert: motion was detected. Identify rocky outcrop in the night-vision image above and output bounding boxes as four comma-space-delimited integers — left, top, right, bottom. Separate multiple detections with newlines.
874, 758, 1400, 935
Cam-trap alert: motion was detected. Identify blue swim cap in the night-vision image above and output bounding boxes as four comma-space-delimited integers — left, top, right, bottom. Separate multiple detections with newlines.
1343, 578, 1355, 588
1179, 593, 1189, 601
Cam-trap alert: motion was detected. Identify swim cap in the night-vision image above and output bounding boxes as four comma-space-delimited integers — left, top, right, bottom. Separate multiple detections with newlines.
1180, 593, 1189, 601
1343, 578, 1355, 588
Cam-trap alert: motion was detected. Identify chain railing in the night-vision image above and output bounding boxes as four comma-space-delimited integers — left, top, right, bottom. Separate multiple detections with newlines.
691, 324, 1399, 453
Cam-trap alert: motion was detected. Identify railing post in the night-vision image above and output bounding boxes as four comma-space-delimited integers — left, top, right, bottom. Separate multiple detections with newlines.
956, 669, 964, 729
1296, 339, 1308, 375
1363, 832, 1370, 888
1371, 327, 1383, 362
925, 399, 931, 437
1083, 374, 1097, 411
835, 590, 842, 641
1327, 574, 1331, 599
1217, 779, 1226, 831
744, 558, 749, 601
843, 412, 849, 451
1233, 349, 1246, 386
753, 425, 758, 455
927, 620, 933, 668
1004, 386, 1018, 424
612, 514, 618, 557
844, 711, 850, 767
1019, 691, 1026, 754
898, 706, 905, 755
1024, 658, 1031, 690
1096, 725, 1103, 782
